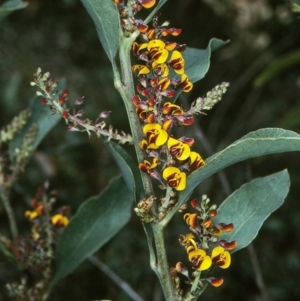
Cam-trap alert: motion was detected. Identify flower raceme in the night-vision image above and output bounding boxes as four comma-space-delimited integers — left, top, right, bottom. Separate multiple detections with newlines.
175, 196, 237, 291
139, 122, 204, 191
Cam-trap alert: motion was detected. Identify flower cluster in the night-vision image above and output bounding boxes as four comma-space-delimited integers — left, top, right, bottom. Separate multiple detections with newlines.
173, 195, 237, 297
24, 182, 70, 240
6, 183, 70, 300
123, 9, 205, 193
31, 68, 132, 144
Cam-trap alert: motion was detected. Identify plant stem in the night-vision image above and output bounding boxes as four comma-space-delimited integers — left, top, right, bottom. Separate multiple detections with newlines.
113, 32, 153, 196
89, 255, 145, 301
0, 188, 18, 239
152, 224, 177, 300
114, 31, 177, 301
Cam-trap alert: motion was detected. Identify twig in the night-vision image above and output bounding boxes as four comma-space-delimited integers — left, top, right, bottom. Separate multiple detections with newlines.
88, 255, 145, 301
247, 243, 271, 301
0, 188, 18, 239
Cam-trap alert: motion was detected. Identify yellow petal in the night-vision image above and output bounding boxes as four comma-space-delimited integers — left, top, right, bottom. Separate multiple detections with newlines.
143, 123, 161, 134
147, 39, 165, 51
198, 255, 212, 271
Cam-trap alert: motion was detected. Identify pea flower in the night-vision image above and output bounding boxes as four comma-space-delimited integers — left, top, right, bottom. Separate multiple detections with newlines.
162, 166, 186, 191
211, 246, 231, 269
139, 158, 160, 174
51, 214, 69, 228
188, 248, 212, 271
141, 123, 169, 149
167, 137, 191, 160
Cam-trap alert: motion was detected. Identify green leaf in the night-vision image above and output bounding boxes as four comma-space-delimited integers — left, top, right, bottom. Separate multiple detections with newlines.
8, 81, 65, 161
80, 0, 120, 62
53, 176, 133, 284
0, 0, 27, 21
185, 39, 229, 84
144, 0, 168, 24
106, 141, 144, 201
254, 49, 300, 87
172, 39, 229, 101
177, 128, 300, 210
214, 170, 290, 252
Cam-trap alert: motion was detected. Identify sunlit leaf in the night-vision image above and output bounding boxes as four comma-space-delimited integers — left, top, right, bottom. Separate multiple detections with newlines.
80, 0, 120, 62
53, 176, 133, 284
106, 141, 144, 201
164, 128, 300, 220
214, 170, 290, 252
184, 39, 229, 84
0, 0, 27, 21
172, 39, 229, 101
8, 81, 65, 161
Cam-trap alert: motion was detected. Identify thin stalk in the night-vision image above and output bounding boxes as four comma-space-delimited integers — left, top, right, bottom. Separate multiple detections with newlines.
0, 188, 18, 239
89, 255, 145, 301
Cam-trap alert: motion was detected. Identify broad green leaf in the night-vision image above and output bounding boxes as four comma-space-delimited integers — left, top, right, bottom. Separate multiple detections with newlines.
172, 39, 228, 101
8, 81, 65, 161
144, 0, 168, 24
175, 128, 300, 212
185, 39, 229, 84
214, 170, 290, 252
80, 0, 120, 62
106, 141, 144, 201
53, 176, 133, 284
0, 0, 27, 21
254, 49, 300, 87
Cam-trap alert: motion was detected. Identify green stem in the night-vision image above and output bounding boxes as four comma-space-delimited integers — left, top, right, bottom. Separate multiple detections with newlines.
113, 32, 153, 196
0, 188, 18, 239
152, 224, 177, 300
114, 31, 177, 301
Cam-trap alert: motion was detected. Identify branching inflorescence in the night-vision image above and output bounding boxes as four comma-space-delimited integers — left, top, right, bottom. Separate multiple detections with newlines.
31, 68, 133, 144
30, 0, 233, 298
114, 0, 235, 297
173, 196, 237, 299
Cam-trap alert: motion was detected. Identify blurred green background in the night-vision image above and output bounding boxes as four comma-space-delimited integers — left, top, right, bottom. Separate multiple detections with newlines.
1, 0, 300, 300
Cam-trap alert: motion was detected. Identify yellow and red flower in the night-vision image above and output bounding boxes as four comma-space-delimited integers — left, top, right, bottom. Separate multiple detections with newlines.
188, 248, 212, 271
162, 166, 186, 191
187, 151, 205, 171
140, 123, 169, 150
168, 50, 185, 75
139, 158, 160, 174
51, 213, 69, 228
211, 246, 231, 269
178, 74, 193, 92
167, 137, 191, 160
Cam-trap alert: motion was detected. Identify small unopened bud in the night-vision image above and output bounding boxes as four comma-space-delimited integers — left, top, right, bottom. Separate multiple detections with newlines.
75, 97, 85, 105
175, 262, 189, 278
206, 277, 224, 287
218, 223, 234, 232
219, 240, 237, 250
190, 198, 199, 209
209, 209, 217, 217
61, 89, 69, 97
99, 111, 111, 118
161, 20, 170, 27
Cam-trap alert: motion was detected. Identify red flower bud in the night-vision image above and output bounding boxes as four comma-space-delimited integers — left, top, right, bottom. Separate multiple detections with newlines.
41, 98, 47, 105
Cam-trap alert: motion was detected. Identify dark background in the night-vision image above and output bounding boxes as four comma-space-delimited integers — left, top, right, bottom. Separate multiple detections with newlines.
1, 0, 300, 300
